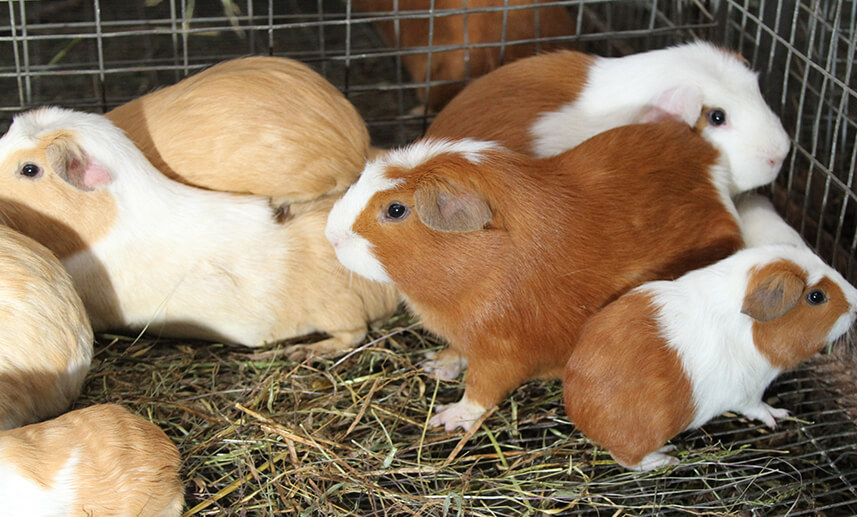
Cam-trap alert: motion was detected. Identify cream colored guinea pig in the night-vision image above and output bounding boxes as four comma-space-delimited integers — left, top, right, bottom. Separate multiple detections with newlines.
0, 225, 92, 430
106, 56, 370, 206
564, 244, 857, 471
427, 41, 791, 196
0, 107, 399, 356
0, 404, 183, 516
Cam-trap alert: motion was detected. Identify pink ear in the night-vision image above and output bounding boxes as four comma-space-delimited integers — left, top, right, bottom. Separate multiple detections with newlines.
639, 86, 705, 126
46, 136, 112, 191
76, 161, 112, 190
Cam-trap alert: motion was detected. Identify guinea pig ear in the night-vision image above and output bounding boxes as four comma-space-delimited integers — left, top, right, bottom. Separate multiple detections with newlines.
414, 178, 492, 233
741, 267, 806, 322
45, 134, 112, 191
639, 86, 704, 126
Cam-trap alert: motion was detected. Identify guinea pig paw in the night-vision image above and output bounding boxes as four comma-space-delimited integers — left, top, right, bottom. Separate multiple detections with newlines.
620, 448, 680, 472
743, 402, 789, 429
429, 398, 486, 432
423, 349, 468, 380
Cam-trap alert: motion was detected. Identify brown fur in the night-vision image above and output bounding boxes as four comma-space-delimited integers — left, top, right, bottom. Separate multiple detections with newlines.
0, 404, 183, 516
748, 261, 851, 370
353, 121, 743, 410
106, 56, 370, 205
354, 0, 574, 111
425, 50, 594, 150
0, 138, 117, 258
564, 290, 694, 468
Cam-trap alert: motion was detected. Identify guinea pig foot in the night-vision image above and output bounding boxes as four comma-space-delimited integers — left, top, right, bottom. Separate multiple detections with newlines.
617, 446, 680, 472
429, 397, 487, 432
743, 402, 790, 429
423, 348, 468, 380
286, 331, 365, 361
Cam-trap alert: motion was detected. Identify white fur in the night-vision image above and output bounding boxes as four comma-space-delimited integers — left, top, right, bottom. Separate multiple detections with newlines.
0, 448, 78, 517
530, 41, 791, 195
736, 193, 808, 249
326, 138, 499, 283
644, 244, 857, 431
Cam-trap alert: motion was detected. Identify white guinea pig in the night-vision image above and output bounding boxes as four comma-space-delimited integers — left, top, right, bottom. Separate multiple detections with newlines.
0, 225, 92, 430
0, 107, 399, 355
564, 244, 857, 471
106, 56, 370, 206
426, 40, 791, 196
0, 404, 183, 517
736, 192, 808, 249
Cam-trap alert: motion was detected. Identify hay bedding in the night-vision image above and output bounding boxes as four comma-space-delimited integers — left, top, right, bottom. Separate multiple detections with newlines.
76, 309, 857, 516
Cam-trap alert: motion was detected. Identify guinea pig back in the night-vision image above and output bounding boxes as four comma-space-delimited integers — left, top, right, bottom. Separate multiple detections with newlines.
0, 404, 183, 517
0, 225, 92, 430
327, 120, 743, 430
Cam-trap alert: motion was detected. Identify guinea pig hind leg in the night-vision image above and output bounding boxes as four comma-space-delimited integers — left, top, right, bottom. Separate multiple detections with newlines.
739, 401, 790, 429
615, 445, 680, 472
423, 347, 468, 380
287, 327, 367, 361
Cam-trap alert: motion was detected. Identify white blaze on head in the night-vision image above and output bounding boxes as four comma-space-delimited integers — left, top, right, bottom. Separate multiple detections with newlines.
325, 138, 499, 283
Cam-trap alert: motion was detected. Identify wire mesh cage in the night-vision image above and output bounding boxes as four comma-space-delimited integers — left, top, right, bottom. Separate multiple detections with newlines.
2, 0, 857, 515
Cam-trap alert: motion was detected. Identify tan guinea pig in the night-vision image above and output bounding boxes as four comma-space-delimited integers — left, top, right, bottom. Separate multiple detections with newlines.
564, 244, 857, 471
0, 225, 92, 430
326, 121, 743, 432
106, 56, 370, 207
426, 41, 791, 196
353, 0, 573, 112
0, 107, 399, 356
0, 404, 183, 516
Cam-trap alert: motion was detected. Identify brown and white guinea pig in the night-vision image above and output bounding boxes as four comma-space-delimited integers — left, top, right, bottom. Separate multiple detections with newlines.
106, 56, 369, 206
353, 0, 572, 111
426, 40, 791, 196
0, 404, 183, 516
736, 192, 807, 249
0, 107, 399, 356
326, 120, 744, 431
564, 244, 857, 471
0, 225, 92, 430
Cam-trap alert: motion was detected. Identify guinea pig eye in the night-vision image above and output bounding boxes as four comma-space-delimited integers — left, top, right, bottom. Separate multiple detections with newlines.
707, 109, 727, 127
384, 202, 410, 222
19, 163, 42, 179
806, 289, 828, 306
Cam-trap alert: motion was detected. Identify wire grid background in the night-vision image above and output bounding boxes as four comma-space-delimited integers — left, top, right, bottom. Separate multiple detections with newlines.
2, 0, 857, 515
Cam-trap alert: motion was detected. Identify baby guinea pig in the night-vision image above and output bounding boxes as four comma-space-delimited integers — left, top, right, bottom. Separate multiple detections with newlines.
352, 0, 572, 111
0, 404, 183, 516
326, 120, 743, 431
0, 225, 92, 430
426, 40, 791, 196
106, 56, 370, 206
564, 244, 857, 471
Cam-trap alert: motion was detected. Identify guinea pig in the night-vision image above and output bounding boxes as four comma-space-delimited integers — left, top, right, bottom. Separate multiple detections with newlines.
353, 0, 573, 111
736, 192, 807, 248
0, 404, 183, 516
0, 225, 92, 430
106, 56, 370, 207
564, 244, 857, 471
426, 40, 791, 196
326, 120, 743, 431
0, 107, 399, 356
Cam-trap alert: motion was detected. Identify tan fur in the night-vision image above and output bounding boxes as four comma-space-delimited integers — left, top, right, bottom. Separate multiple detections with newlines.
353, 121, 742, 410
749, 262, 850, 370
0, 226, 92, 429
564, 290, 694, 468
354, 0, 574, 111
0, 138, 117, 259
106, 56, 370, 205
0, 404, 183, 516
425, 50, 594, 149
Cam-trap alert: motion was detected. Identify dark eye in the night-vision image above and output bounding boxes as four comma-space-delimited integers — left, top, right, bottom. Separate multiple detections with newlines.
385, 202, 409, 221
19, 163, 41, 178
806, 289, 828, 305
707, 109, 727, 126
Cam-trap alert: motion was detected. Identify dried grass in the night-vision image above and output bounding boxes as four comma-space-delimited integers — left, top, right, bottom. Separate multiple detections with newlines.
75, 311, 857, 516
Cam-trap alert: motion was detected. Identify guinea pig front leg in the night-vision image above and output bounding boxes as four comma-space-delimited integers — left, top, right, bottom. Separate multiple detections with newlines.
739, 401, 790, 429
423, 347, 468, 380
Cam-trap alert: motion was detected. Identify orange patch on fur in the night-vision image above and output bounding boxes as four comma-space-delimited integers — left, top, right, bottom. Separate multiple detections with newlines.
564, 290, 694, 468
748, 260, 850, 369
